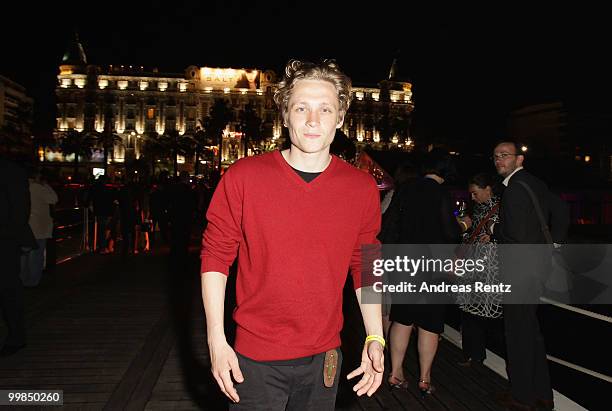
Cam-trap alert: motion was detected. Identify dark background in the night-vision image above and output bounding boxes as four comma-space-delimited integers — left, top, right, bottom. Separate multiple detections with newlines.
2, 1, 611, 144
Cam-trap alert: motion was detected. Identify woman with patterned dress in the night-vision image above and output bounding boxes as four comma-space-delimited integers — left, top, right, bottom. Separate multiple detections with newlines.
456, 173, 503, 366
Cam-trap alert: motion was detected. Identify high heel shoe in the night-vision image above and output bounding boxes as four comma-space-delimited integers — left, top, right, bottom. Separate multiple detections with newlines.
388, 375, 409, 390
418, 379, 435, 398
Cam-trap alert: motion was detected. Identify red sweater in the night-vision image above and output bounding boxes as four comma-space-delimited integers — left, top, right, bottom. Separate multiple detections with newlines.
201, 150, 381, 361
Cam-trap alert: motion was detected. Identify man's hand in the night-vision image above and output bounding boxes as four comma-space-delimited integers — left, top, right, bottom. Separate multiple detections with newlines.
208, 337, 244, 403
347, 341, 384, 396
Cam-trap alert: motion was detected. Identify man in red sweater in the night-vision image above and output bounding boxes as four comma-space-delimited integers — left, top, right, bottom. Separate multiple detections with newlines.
201, 59, 384, 410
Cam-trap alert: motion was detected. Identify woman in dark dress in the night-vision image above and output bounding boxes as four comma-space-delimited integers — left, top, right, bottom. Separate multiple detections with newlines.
382, 152, 464, 397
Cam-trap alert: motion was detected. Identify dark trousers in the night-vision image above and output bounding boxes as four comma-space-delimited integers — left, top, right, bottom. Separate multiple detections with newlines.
231, 351, 342, 411
503, 304, 552, 405
0, 241, 26, 346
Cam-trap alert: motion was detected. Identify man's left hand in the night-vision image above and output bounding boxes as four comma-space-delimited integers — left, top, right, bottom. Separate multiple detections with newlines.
347, 341, 384, 396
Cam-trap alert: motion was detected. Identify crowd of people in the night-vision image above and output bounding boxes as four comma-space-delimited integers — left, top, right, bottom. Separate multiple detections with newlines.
85, 170, 211, 262
0, 163, 212, 358
375, 142, 569, 411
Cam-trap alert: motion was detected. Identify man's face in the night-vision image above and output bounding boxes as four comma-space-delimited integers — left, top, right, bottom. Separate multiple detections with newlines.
284, 79, 343, 156
493, 143, 523, 177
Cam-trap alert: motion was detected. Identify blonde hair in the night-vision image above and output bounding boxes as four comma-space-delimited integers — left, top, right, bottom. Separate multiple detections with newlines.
273, 59, 352, 120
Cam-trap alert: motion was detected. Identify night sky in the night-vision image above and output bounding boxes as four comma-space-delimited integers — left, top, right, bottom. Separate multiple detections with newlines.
2, 2, 610, 143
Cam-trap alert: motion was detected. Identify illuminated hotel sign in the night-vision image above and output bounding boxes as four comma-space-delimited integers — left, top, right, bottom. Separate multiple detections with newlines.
198, 67, 260, 91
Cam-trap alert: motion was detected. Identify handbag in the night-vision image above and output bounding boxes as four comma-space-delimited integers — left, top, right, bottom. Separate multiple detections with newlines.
516, 181, 573, 299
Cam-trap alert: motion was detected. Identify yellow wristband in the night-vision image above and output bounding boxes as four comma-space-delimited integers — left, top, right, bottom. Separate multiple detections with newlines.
365, 334, 386, 348
459, 220, 468, 231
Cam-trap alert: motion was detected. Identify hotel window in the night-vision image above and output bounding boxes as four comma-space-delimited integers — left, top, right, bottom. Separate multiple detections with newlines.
147, 108, 155, 119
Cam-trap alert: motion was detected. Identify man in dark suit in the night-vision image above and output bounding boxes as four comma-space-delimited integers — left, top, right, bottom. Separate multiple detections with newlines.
0, 156, 36, 356
490, 141, 569, 411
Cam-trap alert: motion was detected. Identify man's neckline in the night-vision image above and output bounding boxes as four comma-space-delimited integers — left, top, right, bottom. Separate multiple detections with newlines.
273, 150, 337, 190
280, 149, 332, 173
502, 166, 524, 186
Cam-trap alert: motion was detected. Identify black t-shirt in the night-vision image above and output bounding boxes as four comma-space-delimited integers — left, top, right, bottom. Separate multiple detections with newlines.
291, 167, 321, 183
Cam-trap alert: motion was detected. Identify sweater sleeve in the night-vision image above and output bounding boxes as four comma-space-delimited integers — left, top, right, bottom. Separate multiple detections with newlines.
200, 168, 244, 275
350, 179, 381, 289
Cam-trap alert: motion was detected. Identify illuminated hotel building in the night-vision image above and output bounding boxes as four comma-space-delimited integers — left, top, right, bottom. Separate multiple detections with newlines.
54, 36, 414, 174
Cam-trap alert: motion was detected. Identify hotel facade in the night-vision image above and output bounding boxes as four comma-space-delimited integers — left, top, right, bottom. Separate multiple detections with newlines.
52, 38, 414, 179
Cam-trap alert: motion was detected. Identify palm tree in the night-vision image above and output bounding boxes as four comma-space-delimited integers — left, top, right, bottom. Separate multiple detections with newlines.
60, 129, 95, 181
96, 98, 122, 172
202, 99, 232, 181
388, 113, 412, 149
94, 125, 122, 173
141, 131, 167, 176
239, 103, 263, 157
376, 104, 393, 144
160, 130, 196, 177
177, 133, 196, 174
193, 121, 211, 176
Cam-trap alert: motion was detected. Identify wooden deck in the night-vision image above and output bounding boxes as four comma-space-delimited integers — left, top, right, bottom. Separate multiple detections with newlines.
0, 246, 511, 410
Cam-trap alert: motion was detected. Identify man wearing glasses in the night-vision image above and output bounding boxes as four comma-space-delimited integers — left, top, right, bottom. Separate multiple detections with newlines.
488, 141, 568, 411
